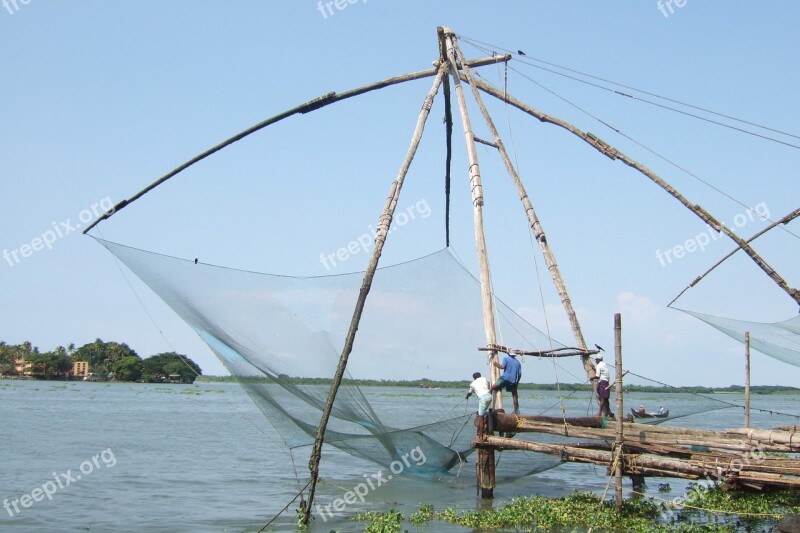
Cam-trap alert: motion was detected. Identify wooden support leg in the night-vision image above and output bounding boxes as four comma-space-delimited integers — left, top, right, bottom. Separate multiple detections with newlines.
477, 447, 495, 499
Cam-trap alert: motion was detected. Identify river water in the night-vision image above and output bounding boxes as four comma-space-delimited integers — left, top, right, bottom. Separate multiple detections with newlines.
1, 379, 797, 532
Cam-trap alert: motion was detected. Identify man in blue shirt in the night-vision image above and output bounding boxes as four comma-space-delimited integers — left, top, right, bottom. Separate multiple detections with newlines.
488, 350, 522, 414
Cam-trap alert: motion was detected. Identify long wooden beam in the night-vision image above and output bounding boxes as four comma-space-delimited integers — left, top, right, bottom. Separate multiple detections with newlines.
464, 74, 800, 307
669, 206, 800, 306
491, 413, 800, 453
478, 435, 800, 488
83, 54, 509, 234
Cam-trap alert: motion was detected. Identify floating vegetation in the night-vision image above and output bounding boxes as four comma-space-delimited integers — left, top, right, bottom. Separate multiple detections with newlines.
352, 489, 800, 532
350, 509, 403, 533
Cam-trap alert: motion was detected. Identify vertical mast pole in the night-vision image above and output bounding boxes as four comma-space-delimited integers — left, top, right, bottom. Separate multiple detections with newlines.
301, 66, 447, 525
745, 331, 751, 428
451, 40, 595, 381
440, 27, 502, 404
614, 313, 623, 511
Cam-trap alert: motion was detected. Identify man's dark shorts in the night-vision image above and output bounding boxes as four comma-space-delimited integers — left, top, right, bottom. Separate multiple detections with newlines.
493, 377, 518, 394
597, 380, 610, 399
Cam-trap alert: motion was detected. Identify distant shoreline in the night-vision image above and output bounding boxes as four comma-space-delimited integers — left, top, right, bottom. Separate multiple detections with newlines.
193, 376, 800, 395
5, 375, 798, 395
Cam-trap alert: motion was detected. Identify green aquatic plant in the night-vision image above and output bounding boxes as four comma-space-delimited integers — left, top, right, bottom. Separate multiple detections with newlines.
351, 509, 404, 532
408, 503, 434, 524
398, 489, 796, 532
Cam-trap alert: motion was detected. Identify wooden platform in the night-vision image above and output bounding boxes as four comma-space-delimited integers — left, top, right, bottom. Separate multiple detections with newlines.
474, 411, 800, 491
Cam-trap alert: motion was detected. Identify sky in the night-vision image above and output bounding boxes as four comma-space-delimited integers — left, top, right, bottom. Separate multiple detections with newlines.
1, 1, 798, 387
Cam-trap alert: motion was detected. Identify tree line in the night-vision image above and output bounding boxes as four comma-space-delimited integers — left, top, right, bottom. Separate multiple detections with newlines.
0, 339, 202, 383
197, 375, 799, 394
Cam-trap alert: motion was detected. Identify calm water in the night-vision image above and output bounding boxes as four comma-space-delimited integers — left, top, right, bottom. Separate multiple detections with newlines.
1, 380, 798, 532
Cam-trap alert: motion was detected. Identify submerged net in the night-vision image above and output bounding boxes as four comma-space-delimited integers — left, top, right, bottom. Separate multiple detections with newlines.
97, 238, 596, 481
680, 309, 800, 368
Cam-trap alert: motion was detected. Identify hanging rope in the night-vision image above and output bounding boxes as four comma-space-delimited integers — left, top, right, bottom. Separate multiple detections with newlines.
257, 479, 312, 532
587, 443, 623, 533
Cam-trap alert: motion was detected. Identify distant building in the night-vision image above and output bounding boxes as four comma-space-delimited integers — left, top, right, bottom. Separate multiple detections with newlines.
73, 361, 90, 379
14, 359, 33, 376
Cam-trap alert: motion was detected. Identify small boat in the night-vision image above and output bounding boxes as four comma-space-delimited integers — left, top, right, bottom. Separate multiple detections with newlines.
630, 407, 669, 419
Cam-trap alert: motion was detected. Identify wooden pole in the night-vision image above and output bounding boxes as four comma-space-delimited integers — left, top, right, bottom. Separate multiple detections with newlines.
301, 65, 447, 525
668, 207, 800, 306
450, 37, 596, 382
464, 75, 800, 307
745, 331, 751, 428
440, 25, 497, 499
83, 54, 508, 235
614, 313, 623, 511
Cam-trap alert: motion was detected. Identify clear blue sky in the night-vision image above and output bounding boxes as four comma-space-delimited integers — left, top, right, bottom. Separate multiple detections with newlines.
2, 1, 798, 386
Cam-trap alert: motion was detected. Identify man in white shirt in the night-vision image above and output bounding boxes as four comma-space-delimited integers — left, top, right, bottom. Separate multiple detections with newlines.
466, 372, 492, 435
593, 354, 612, 417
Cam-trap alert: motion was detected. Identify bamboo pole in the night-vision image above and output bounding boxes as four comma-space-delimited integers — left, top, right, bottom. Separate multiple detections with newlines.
464, 75, 800, 307
614, 313, 623, 510
478, 436, 800, 488
440, 27, 501, 406
441, 26, 498, 499
495, 418, 799, 453
301, 65, 447, 525
450, 37, 596, 382
83, 54, 509, 235
725, 427, 800, 448
668, 207, 800, 306
745, 331, 751, 428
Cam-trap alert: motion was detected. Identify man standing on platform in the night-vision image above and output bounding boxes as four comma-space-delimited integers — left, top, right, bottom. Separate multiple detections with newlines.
593, 353, 612, 417
489, 349, 522, 414
466, 372, 492, 435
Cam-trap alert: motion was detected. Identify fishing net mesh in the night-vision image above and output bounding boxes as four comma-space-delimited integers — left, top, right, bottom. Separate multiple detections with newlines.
680, 309, 800, 368
96, 238, 599, 480
96, 237, 797, 486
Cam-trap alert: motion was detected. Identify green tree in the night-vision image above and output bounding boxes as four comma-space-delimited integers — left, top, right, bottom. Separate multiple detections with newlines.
26, 351, 71, 379
111, 355, 144, 382
0, 342, 15, 375
73, 339, 139, 378
142, 352, 201, 384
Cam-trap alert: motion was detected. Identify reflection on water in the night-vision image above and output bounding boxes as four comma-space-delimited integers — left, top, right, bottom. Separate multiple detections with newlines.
0, 380, 797, 531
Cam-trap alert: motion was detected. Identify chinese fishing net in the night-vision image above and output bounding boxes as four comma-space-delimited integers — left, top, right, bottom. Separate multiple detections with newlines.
97, 238, 608, 482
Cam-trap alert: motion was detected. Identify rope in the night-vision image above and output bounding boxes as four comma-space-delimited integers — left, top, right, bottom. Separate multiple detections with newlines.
587, 444, 623, 533
458, 35, 800, 149
257, 478, 312, 532
433, 398, 467, 424
448, 411, 472, 448
460, 39, 800, 243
